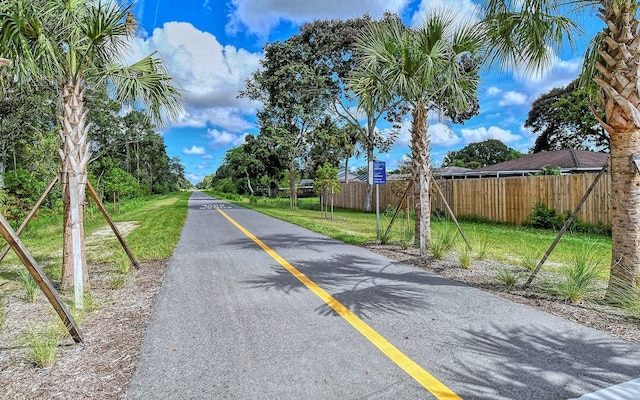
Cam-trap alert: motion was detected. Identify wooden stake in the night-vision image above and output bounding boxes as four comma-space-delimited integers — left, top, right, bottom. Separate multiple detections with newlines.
432, 178, 473, 251
0, 212, 83, 343
86, 180, 140, 269
0, 176, 59, 263
383, 180, 414, 239
524, 165, 609, 289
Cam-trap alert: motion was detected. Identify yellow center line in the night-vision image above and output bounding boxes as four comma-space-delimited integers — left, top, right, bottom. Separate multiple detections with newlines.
217, 209, 461, 400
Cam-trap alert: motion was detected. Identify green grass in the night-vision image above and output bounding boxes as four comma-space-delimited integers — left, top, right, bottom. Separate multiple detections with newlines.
17, 269, 39, 302
24, 324, 64, 368
214, 193, 613, 275
1, 191, 190, 285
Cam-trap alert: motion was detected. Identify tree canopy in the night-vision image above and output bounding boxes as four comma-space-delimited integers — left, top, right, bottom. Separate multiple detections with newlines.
443, 139, 524, 169
525, 80, 608, 153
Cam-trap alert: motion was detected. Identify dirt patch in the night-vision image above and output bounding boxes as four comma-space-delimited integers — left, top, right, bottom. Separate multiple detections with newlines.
0, 259, 165, 399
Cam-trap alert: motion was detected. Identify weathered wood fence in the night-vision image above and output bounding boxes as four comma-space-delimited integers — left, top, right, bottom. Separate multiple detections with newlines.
333, 174, 612, 227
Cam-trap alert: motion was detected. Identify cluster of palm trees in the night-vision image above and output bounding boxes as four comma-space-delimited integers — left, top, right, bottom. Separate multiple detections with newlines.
351, 1, 640, 296
2, 0, 640, 303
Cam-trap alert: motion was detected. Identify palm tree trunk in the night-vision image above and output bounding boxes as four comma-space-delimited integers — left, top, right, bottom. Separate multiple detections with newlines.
59, 77, 91, 307
363, 116, 376, 213
364, 146, 374, 213
594, 3, 640, 296
607, 128, 640, 294
411, 102, 431, 257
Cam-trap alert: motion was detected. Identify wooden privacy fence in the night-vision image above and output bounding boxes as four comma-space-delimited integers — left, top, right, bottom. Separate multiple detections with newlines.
333, 173, 612, 227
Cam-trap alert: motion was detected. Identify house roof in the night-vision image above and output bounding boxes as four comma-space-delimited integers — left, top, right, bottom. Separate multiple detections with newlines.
435, 150, 609, 179
475, 149, 608, 172
434, 166, 473, 176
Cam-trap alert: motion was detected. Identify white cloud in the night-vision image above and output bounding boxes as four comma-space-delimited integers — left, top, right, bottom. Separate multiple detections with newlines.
183, 145, 206, 155
430, 123, 462, 147
197, 161, 212, 170
128, 22, 261, 131
460, 126, 522, 144
206, 129, 248, 148
186, 173, 204, 184
202, 154, 214, 160
487, 86, 501, 96
410, 0, 481, 28
511, 48, 583, 97
176, 107, 255, 132
499, 91, 527, 106
393, 119, 462, 149
226, 0, 408, 37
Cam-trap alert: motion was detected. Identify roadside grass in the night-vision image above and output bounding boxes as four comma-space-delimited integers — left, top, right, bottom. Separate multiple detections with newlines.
211, 193, 612, 272
1, 191, 190, 292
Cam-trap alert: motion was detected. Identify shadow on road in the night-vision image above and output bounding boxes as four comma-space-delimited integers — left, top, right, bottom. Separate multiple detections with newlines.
445, 324, 640, 400
242, 243, 465, 319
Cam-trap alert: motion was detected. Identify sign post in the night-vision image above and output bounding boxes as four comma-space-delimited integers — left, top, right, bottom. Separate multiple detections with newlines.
370, 161, 386, 241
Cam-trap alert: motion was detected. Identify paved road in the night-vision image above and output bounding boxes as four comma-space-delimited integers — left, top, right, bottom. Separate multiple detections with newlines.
127, 191, 640, 399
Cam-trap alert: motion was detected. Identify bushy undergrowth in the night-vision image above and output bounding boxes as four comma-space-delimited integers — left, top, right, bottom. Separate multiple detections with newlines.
525, 203, 611, 235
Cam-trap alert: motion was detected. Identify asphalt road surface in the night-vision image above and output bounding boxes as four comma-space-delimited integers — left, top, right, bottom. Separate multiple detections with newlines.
127, 191, 640, 399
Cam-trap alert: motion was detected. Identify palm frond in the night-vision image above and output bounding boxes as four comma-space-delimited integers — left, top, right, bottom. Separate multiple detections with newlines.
104, 53, 184, 128
481, 0, 584, 75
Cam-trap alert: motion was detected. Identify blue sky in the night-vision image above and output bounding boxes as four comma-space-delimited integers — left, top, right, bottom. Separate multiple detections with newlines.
126, 0, 601, 184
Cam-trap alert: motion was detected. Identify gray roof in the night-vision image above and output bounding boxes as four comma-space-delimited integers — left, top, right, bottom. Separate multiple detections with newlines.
475, 149, 608, 172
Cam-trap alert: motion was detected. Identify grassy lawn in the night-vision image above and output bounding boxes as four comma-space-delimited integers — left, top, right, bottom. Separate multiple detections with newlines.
0, 191, 191, 282
208, 191, 613, 279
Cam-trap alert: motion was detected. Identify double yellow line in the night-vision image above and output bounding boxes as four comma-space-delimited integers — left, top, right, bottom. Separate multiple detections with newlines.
218, 209, 460, 399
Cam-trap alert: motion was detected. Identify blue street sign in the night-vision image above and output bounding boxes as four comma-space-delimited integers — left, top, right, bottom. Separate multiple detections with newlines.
372, 161, 386, 184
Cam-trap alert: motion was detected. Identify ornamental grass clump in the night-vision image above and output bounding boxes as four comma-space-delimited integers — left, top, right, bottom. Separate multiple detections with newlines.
17, 269, 38, 303
430, 229, 457, 260
552, 247, 604, 304
24, 324, 64, 368
459, 245, 473, 269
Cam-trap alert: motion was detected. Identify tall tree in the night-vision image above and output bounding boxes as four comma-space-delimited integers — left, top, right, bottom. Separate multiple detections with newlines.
353, 13, 484, 256
443, 139, 524, 169
299, 15, 401, 210
0, 0, 183, 306
525, 79, 608, 152
481, 0, 640, 296
241, 38, 330, 209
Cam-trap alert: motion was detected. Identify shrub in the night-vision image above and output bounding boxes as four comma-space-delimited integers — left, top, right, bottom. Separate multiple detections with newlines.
525, 203, 562, 230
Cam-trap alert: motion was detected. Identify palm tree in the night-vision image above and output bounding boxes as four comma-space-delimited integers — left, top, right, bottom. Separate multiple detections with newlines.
351, 13, 484, 256
0, 0, 183, 307
481, 0, 640, 296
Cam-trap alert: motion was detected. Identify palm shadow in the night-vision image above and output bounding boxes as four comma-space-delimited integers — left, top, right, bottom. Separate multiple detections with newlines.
243, 250, 464, 319
444, 324, 640, 399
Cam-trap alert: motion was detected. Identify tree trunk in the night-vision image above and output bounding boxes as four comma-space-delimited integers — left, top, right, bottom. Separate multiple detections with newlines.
245, 170, 254, 195
607, 129, 640, 294
411, 102, 431, 257
288, 163, 297, 210
595, 4, 640, 295
364, 146, 374, 213
343, 158, 349, 184
59, 77, 91, 305
363, 116, 376, 213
